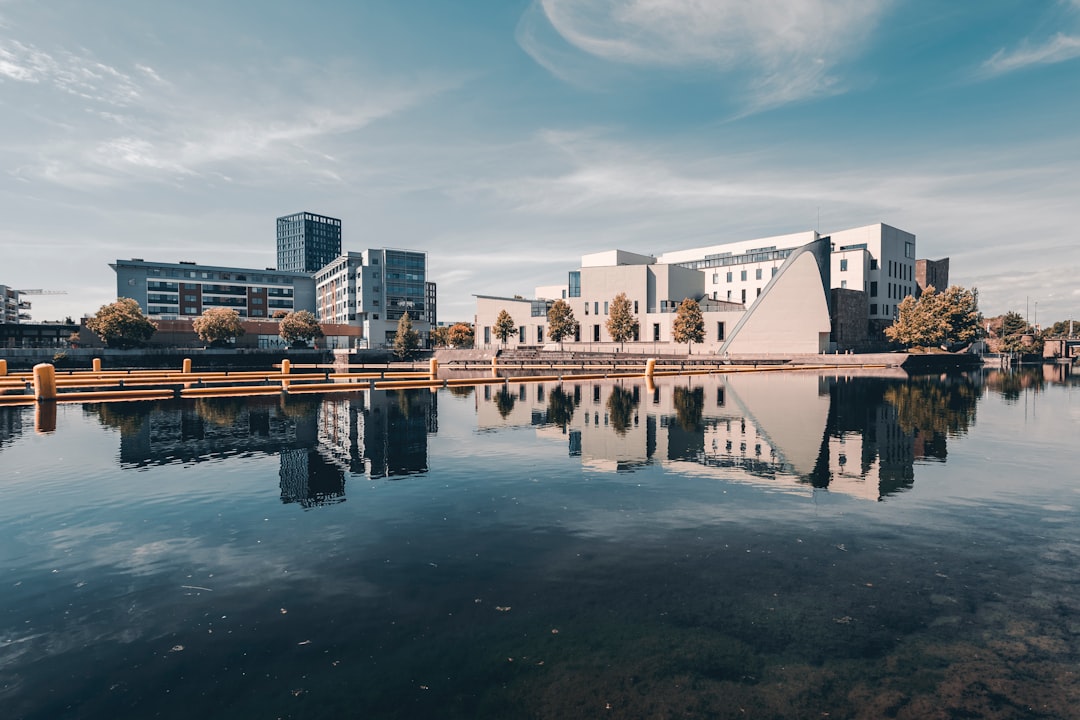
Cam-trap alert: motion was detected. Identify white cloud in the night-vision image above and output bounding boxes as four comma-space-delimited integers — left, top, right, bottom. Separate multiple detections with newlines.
0, 38, 141, 105
981, 32, 1080, 76
518, 0, 891, 111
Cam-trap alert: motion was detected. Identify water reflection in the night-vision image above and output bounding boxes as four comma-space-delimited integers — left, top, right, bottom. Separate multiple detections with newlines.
76, 389, 438, 504
475, 371, 995, 501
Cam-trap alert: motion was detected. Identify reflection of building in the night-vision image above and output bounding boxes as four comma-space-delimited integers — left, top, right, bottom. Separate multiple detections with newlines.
279, 448, 346, 508
317, 389, 437, 479
0, 406, 25, 450
473, 371, 958, 501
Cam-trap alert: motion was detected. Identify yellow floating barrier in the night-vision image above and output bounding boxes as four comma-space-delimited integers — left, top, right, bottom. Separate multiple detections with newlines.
33, 363, 57, 401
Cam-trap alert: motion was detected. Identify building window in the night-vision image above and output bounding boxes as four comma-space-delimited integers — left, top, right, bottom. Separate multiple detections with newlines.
634, 300, 638, 314
184, 295, 196, 302
841, 280, 848, 289
741, 289, 746, 304
519, 326, 526, 343
726, 290, 732, 300
568, 271, 581, 298
870, 259, 878, 270
484, 327, 491, 344
756, 287, 762, 297
870, 281, 878, 297
740, 270, 747, 281
870, 304, 877, 315
603, 301, 608, 315
840, 259, 848, 271
755, 268, 763, 280
905, 241, 914, 259
772, 267, 778, 277
537, 326, 544, 342
653, 323, 660, 341
593, 325, 600, 342
712, 273, 718, 284
726, 272, 733, 283
594, 301, 599, 315
717, 322, 725, 341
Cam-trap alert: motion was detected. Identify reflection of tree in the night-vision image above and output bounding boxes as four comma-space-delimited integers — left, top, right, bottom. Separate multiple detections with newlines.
447, 385, 474, 398
606, 385, 639, 435
86, 401, 155, 435
279, 395, 321, 420
194, 397, 245, 427
673, 386, 704, 431
983, 369, 1044, 403
546, 386, 577, 429
494, 387, 516, 418
883, 378, 978, 459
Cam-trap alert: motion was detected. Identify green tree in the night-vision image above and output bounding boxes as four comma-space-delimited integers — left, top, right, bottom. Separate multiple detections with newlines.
1045, 319, 1079, 337
672, 298, 705, 354
192, 307, 245, 347
278, 310, 324, 347
885, 285, 980, 349
448, 322, 475, 348
392, 313, 420, 359
546, 299, 578, 349
1000, 311, 1029, 338
85, 297, 157, 349
606, 292, 638, 350
493, 309, 516, 347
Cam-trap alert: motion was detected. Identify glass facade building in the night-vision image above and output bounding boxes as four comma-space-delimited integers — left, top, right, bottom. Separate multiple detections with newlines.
276, 212, 342, 273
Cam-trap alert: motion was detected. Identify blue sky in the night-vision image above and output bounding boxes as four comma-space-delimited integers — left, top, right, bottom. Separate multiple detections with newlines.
2, 0, 1078, 325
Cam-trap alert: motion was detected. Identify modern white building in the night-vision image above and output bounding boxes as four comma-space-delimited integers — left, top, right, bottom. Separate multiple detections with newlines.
660, 223, 918, 335
313, 248, 433, 349
476, 236, 833, 354
475, 222, 926, 354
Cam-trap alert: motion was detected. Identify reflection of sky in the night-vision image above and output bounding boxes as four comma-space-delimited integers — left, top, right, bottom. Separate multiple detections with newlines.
0, 376, 1077, 716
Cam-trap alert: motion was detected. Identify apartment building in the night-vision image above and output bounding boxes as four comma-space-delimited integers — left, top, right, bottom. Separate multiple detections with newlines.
111, 259, 316, 320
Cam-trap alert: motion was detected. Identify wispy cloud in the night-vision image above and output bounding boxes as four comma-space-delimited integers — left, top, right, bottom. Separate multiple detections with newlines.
517, 0, 891, 112
980, 32, 1080, 76
0, 38, 141, 105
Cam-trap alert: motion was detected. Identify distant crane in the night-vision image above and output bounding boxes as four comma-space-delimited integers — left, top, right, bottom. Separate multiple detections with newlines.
15, 289, 67, 295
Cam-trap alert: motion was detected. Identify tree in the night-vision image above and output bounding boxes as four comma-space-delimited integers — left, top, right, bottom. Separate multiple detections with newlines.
85, 297, 157, 349
493, 309, 516, 347
885, 285, 980, 349
1000, 311, 1029, 338
430, 326, 450, 348
606, 292, 638, 350
278, 310, 323, 347
546, 299, 578, 349
192, 307, 245, 347
392, 312, 420, 359
448, 322, 475, 348
1045, 319, 1079, 337
672, 298, 704, 354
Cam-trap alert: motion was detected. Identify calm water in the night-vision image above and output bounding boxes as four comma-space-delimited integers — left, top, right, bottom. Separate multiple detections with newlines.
0, 367, 1077, 719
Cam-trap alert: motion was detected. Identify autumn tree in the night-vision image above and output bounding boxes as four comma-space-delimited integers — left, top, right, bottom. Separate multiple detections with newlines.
85, 298, 157, 349
672, 298, 705, 354
448, 322, 475, 348
430, 326, 450, 348
606, 292, 638, 350
192, 307, 245, 347
278, 310, 324, 347
885, 285, 979, 349
546, 299, 578, 349
393, 313, 420, 359
493, 309, 516, 346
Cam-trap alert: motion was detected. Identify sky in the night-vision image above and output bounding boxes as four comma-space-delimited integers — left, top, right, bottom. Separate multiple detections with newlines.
2, 0, 1079, 325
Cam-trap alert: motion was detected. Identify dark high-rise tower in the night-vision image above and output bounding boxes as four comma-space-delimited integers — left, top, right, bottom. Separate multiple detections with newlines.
276, 212, 342, 273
